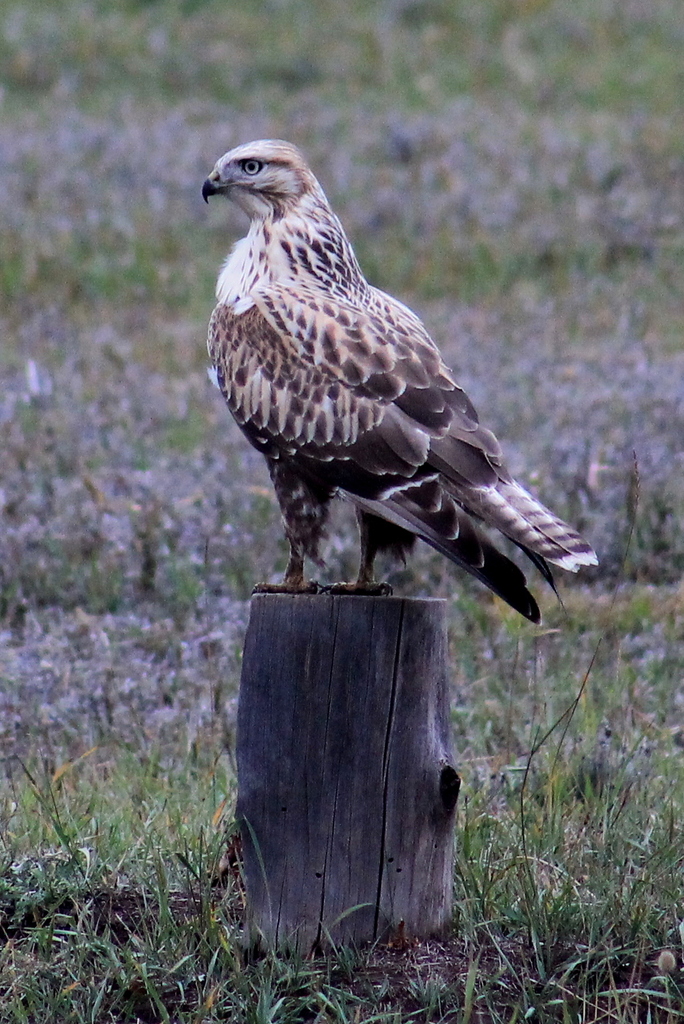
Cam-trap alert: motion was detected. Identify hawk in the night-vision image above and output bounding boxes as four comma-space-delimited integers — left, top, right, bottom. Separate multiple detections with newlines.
202, 140, 597, 621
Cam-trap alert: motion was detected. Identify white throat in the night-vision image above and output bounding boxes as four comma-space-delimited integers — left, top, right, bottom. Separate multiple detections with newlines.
216, 233, 258, 312
215, 221, 293, 312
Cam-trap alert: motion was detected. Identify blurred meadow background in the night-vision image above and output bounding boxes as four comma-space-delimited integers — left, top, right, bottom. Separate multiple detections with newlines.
1, 0, 684, 1019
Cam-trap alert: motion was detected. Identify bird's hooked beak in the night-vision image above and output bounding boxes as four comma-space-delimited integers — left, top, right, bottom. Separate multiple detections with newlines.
202, 169, 221, 203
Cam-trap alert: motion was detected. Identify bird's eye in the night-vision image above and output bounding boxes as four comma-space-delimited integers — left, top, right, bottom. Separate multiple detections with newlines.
240, 159, 264, 176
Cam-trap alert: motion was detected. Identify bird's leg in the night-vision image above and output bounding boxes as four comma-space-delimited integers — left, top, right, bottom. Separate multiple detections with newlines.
253, 543, 320, 594
326, 510, 392, 596
253, 462, 331, 594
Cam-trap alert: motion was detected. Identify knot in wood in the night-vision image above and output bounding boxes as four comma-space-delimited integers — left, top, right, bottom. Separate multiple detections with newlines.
439, 764, 460, 813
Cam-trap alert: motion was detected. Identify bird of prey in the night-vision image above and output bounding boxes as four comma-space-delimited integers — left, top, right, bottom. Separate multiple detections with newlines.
202, 139, 597, 621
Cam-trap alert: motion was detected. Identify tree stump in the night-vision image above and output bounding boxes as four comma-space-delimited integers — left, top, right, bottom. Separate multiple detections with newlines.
236, 594, 459, 953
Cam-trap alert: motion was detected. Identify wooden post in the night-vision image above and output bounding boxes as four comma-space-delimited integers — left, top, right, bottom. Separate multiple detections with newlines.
235, 594, 459, 953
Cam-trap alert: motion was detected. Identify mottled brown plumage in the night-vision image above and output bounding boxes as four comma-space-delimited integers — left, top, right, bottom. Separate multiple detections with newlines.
202, 139, 597, 620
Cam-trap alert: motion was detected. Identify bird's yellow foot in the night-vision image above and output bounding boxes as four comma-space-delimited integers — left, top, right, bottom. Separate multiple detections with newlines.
323, 581, 393, 596
253, 580, 320, 594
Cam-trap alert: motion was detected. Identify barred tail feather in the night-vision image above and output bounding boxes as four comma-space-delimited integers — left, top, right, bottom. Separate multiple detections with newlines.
467, 481, 598, 572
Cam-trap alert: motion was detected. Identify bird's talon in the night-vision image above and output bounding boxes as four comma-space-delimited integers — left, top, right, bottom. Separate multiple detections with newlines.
323, 581, 393, 596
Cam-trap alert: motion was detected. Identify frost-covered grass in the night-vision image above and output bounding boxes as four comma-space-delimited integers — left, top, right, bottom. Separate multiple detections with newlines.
1, 0, 684, 1019
3, 599, 684, 1021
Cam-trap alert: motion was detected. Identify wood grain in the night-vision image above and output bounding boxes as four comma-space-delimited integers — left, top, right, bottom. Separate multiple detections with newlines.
236, 594, 458, 952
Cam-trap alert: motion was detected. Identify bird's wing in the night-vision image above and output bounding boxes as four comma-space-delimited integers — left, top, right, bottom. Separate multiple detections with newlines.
253, 281, 504, 453
210, 294, 543, 618
209, 286, 595, 574
208, 284, 496, 481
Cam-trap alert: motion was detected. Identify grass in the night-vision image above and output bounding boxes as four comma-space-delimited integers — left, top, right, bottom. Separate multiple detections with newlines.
2, 0, 684, 1018
3, 623, 684, 1022
3, 587, 684, 1021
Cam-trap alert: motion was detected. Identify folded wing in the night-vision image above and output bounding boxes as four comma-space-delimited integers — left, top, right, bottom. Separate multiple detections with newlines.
208, 285, 596, 621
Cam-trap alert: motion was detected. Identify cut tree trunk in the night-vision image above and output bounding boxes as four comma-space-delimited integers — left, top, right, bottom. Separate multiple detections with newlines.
235, 593, 459, 952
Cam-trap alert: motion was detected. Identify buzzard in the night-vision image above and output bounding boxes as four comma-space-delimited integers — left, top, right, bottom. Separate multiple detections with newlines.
202, 140, 597, 621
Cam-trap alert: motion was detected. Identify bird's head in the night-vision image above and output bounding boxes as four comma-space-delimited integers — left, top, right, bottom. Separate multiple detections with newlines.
202, 139, 319, 220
